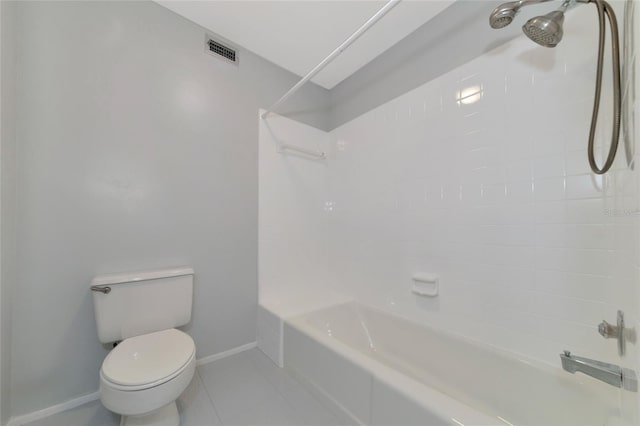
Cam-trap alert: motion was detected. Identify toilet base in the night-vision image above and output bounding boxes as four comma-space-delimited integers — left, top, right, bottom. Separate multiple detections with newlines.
120, 402, 179, 426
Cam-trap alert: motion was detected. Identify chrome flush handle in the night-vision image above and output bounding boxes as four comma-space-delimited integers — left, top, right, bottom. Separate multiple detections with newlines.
91, 285, 111, 294
598, 310, 625, 356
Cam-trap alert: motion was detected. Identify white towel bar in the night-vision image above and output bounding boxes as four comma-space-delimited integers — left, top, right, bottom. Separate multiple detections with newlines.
280, 144, 326, 159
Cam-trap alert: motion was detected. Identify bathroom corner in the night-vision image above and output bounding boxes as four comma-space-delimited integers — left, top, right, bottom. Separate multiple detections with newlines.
0, 2, 17, 425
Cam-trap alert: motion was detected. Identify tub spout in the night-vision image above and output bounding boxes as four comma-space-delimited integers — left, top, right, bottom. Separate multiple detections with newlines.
560, 351, 637, 392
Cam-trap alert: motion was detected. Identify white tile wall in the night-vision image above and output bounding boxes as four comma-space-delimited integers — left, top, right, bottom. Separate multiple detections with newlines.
258, 110, 349, 363
259, 0, 639, 378
327, 1, 638, 369
258, 110, 336, 312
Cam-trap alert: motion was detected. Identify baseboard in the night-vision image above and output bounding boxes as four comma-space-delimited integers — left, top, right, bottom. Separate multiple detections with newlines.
195, 341, 257, 366
6, 391, 100, 426
6, 341, 257, 426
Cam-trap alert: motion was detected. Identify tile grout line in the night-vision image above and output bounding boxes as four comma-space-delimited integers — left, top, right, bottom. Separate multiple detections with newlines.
245, 351, 310, 423
197, 349, 301, 425
194, 367, 226, 426
246, 348, 342, 424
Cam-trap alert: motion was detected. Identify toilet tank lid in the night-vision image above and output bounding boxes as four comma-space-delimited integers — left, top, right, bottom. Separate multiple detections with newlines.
91, 266, 194, 287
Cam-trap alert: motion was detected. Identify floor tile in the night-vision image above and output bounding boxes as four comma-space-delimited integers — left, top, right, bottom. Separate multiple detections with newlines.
244, 347, 301, 392
198, 351, 283, 411
178, 370, 223, 426
280, 384, 348, 426
198, 351, 300, 425
244, 349, 350, 426
24, 348, 345, 426
214, 397, 301, 426
23, 400, 119, 426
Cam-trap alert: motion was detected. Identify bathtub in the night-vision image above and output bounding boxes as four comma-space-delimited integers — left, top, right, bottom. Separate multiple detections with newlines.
283, 302, 627, 426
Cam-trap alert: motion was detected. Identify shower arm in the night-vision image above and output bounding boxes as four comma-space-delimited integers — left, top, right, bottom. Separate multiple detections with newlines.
521, 0, 554, 6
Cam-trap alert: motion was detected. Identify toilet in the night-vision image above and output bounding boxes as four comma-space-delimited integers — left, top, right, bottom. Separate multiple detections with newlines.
91, 267, 196, 426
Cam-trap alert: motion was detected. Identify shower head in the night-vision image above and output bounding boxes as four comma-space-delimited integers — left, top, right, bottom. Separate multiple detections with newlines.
522, 8, 566, 47
489, 1, 522, 28
488, 0, 624, 175
489, 0, 554, 29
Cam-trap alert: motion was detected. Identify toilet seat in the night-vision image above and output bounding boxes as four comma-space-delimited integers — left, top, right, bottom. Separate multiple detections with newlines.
101, 329, 195, 391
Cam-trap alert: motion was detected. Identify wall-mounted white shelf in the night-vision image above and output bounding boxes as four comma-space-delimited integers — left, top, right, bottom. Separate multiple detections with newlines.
411, 274, 439, 297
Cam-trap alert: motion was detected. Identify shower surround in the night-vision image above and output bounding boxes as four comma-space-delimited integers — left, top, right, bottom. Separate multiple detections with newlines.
259, 0, 639, 407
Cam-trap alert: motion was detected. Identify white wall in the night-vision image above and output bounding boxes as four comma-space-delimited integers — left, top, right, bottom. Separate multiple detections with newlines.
258, 112, 325, 363
260, 1, 639, 370
327, 1, 638, 367
0, 1, 17, 424
258, 112, 336, 312
257, 111, 345, 365
10, 0, 329, 418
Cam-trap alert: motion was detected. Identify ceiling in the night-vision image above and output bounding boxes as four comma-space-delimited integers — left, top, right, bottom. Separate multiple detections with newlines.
157, 1, 454, 89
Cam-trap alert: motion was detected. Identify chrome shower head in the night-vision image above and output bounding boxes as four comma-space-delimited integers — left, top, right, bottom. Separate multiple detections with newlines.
489, 1, 522, 28
488, 0, 624, 175
489, 0, 555, 29
522, 8, 566, 47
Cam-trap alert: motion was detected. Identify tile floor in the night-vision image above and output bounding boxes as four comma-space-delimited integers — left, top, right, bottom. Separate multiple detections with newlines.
25, 348, 352, 426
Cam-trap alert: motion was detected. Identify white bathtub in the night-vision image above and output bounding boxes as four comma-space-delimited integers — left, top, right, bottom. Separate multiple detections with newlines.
283, 302, 628, 426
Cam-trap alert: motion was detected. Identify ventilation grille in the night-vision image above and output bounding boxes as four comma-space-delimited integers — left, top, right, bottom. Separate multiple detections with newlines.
207, 39, 236, 63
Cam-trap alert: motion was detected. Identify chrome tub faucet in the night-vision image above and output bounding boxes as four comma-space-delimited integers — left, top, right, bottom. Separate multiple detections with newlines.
560, 351, 637, 392
598, 310, 626, 356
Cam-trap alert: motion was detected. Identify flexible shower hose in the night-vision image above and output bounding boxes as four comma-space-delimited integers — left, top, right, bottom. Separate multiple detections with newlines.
587, 0, 622, 175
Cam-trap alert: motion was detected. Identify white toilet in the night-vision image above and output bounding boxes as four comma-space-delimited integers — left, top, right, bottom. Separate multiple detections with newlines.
91, 267, 196, 426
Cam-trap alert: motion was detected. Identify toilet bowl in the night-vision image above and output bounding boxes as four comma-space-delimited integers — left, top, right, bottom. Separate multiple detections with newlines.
100, 329, 196, 426
91, 267, 196, 426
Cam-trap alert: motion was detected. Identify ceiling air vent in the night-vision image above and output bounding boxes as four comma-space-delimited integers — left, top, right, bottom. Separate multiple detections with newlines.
206, 37, 237, 64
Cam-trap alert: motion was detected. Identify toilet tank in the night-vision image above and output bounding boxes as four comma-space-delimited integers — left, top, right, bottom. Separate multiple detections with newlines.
91, 267, 194, 343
